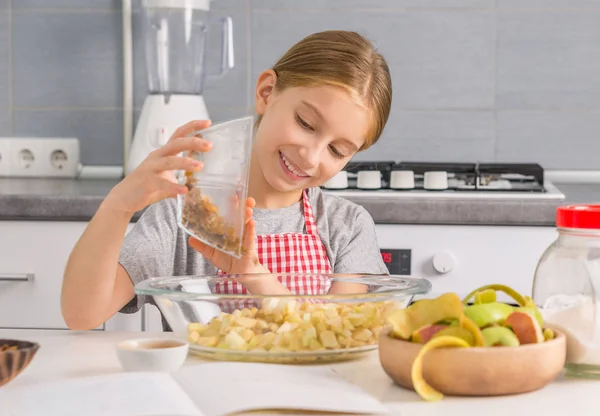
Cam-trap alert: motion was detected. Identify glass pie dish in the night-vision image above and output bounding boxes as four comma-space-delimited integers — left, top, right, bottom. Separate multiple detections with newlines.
135, 273, 431, 363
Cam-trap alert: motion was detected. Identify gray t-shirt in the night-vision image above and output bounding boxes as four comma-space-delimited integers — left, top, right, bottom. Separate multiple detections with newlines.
118, 186, 388, 313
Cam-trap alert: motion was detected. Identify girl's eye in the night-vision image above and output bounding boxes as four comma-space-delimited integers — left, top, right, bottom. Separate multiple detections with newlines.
295, 113, 314, 131
329, 144, 346, 159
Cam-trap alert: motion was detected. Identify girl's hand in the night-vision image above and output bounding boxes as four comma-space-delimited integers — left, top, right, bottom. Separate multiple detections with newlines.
104, 120, 212, 215
189, 197, 270, 275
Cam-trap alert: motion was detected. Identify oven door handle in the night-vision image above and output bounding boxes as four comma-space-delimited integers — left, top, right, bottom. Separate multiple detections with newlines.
0, 273, 35, 282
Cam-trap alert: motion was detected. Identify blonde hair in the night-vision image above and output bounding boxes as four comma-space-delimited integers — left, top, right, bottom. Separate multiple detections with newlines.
259, 30, 392, 150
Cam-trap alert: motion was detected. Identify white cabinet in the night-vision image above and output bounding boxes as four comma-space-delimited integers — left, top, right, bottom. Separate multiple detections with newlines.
0, 221, 146, 331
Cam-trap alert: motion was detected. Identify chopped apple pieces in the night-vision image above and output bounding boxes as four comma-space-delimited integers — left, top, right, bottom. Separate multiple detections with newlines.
187, 299, 396, 353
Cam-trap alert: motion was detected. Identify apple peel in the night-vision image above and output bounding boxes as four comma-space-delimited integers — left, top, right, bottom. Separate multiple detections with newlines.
388, 293, 464, 340
431, 326, 475, 346
411, 335, 471, 402
462, 284, 527, 307
411, 324, 448, 344
474, 288, 497, 304
458, 313, 486, 347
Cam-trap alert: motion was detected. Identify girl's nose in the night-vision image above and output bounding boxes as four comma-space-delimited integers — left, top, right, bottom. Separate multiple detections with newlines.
297, 145, 324, 169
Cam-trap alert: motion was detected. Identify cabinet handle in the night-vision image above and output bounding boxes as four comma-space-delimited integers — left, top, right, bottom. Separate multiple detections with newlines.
0, 273, 34, 282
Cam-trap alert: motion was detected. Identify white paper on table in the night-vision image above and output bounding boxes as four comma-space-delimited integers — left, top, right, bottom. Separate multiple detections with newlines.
173, 362, 389, 416
0, 362, 388, 416
0, 372, 200, 416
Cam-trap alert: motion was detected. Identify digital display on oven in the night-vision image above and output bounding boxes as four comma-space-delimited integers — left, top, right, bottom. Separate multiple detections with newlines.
379, 249, 411, 275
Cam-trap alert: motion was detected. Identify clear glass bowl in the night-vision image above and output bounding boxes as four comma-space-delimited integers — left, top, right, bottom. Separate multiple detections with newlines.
135, 273, 431, 363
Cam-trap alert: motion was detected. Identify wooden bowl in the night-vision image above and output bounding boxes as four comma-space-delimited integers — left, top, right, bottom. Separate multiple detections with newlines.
0, 339, 40, 387
378, 329, 566, 397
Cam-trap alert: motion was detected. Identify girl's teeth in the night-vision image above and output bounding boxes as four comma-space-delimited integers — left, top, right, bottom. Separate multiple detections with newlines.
282, 154, 307, 177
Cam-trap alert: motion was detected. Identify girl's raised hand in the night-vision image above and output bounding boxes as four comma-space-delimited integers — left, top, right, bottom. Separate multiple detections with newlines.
105, 120, 212, 215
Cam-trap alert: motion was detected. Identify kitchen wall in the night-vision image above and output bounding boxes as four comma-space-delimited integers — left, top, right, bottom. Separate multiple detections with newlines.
0, 0, 598, 169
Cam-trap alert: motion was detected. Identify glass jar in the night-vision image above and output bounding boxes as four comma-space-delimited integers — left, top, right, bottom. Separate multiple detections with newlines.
532, 204, 600, 379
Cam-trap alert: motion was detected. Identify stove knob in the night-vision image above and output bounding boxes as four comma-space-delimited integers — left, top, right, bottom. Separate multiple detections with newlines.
390, 170, 415, 189
323, 171, 348, 189
432, 251, 457, 274
357, 171, 381, 189
424, 171, 448, 190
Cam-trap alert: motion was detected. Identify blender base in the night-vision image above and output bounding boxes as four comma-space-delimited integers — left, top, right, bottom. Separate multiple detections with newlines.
126, 94, 209, 175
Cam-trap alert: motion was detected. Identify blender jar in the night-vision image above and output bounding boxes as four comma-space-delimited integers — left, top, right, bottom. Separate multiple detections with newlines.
532, 204, 600, 379
177, 116, 255, 258
142, 0, 233, 95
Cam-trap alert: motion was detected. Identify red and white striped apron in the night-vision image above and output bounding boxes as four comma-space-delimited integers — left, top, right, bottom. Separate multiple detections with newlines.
214, 189, 333, 296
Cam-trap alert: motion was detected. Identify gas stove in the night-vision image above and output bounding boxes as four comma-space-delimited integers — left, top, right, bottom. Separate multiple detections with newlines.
322, 162, 565, 200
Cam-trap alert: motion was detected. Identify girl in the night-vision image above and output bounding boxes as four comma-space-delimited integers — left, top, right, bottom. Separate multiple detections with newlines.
61, 30, 393, 330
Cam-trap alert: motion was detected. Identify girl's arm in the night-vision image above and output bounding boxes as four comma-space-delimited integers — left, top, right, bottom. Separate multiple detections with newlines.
61, 202, 137, 330
328, 206, 388, 295
61, 120, 213, 330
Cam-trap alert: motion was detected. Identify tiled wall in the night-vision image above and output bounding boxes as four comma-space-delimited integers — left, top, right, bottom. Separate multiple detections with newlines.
1, 0, 599, 168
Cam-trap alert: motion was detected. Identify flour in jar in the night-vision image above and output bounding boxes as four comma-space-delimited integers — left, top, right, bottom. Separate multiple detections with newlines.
540, 294, 600, 365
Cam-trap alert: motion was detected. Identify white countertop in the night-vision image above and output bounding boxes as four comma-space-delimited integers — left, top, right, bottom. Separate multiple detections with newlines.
0, 329, 597, 415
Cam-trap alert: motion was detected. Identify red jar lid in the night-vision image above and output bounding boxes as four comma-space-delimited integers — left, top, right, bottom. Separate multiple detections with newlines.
556, 204, 600, 229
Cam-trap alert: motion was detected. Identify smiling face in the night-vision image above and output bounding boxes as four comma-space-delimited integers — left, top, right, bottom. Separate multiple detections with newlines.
252, 70, 371, 195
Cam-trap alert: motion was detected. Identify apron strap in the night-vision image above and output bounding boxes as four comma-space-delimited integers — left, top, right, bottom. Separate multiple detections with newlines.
301, 189, 319, 237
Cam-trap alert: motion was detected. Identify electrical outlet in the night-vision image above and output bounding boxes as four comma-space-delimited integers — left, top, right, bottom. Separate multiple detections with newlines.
0, 137, 81, 178
8, 139, 42, 177
0, 139, 9, 176
41, 138, 80, 178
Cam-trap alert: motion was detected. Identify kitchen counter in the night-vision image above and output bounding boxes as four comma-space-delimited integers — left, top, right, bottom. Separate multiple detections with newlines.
0, 329, 596, 415
0, 177, 145, 221
1, 177, 599, 225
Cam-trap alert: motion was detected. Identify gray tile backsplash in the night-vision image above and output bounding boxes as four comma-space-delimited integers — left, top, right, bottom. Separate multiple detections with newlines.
497, 11, 600, 109
0, 11, 9, 108
12, 0, 118, 9
0, 0, 597, 169
385, 11, 495, 109
497, 0, 600, 8
496, 111, 600, 169
0, 109, 10, 133
355, 110, 496, 162
12, 11, 122, 108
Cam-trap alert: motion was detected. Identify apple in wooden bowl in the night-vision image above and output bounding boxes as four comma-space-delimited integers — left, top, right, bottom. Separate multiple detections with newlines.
378, 285, 567, 402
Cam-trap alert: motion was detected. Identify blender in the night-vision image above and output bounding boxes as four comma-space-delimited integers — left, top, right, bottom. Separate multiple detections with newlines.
126, 0, 234, 175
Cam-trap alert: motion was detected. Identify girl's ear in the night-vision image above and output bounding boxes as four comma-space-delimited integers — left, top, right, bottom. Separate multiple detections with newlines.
254, 69, 277, 116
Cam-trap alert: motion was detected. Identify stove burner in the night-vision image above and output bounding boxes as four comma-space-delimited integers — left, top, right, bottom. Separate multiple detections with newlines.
477, 163, 545, 192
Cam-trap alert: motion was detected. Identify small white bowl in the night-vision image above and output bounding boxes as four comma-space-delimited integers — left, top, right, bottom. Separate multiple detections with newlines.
116, 338, 189, 372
